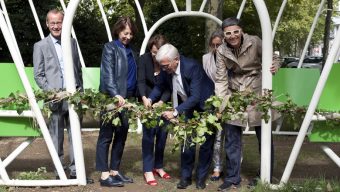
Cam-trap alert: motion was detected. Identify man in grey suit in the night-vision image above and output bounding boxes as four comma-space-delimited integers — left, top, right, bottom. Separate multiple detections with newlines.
33, 9, 87, 181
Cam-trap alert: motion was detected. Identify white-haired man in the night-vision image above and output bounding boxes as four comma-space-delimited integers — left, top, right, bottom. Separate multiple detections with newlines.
147, 43, 215, 190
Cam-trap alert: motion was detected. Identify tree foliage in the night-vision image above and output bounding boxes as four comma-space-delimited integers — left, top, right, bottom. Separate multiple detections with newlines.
269, 0, 325, 56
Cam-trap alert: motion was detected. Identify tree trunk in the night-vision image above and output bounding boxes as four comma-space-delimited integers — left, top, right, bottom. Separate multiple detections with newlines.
322, 0, 333, 71
205, 0, 223, 52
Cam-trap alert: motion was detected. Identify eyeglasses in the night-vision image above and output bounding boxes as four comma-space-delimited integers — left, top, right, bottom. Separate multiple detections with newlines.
49, 22, 62, 27
224, 29, 241, 38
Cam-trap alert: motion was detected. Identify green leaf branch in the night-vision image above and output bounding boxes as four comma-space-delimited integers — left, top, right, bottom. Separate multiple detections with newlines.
1, 89, 339, 152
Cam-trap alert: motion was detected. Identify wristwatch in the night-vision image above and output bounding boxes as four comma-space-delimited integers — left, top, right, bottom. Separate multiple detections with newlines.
172, 109, 178, 117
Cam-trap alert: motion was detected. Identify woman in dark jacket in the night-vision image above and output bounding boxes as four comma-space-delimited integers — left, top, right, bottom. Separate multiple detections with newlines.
138, 35, 171, 186
96, 16, 138, 187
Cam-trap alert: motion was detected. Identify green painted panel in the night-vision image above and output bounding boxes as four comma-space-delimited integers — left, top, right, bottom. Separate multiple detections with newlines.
273, 68, 320, 107
0, 63, 25, 97
0, 117, 41, 136
311, 63, 340, 142
0, 63, 41, 136
82, 67, 100, 91
273, 68, 340, 142
0, 64, 100, 136
317, 63, 340, 111
309, 121, 340, 142
24, 67, 40, 90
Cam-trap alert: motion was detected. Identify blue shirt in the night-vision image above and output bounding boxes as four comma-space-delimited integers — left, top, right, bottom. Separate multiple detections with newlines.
114, 40, 137, 92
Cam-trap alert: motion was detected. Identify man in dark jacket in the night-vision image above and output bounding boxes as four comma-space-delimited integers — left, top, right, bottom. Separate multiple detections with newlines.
147, 43, 215, 190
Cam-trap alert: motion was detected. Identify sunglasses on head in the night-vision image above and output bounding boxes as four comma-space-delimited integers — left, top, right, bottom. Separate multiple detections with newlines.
224, 29, 241, 38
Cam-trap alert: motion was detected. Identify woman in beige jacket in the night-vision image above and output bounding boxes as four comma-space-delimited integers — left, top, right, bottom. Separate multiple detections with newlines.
215, 17, 280, 191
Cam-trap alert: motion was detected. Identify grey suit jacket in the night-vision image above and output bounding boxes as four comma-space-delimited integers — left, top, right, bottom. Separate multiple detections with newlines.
33, 35, 83, 91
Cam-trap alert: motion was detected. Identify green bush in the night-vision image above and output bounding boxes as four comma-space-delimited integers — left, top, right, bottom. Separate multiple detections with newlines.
16, 167, 48, 180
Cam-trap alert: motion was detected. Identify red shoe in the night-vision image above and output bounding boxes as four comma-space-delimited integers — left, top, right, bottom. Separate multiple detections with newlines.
153, 169, 171, 179
144, 174, 158, 186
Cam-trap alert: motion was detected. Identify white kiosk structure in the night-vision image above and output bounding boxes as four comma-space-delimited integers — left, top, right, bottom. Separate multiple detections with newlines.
0, 0, 339, 188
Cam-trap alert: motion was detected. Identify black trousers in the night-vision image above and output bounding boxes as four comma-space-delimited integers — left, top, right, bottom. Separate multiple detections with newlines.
223, 124, 274, 184
180, 132, 215, 181
95, 91, 135, 171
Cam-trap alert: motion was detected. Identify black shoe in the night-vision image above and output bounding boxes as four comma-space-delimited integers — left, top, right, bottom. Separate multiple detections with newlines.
177, 179, 192, 189
115, 172, 133, 183
210, 171, 223, 181
218, 181, 240, 191
196, 180, 206, 190
69, 175, 95, 184
99, 175, 124, 187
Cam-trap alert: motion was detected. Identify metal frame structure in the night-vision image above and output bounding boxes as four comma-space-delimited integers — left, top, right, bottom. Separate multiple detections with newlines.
0, 8, 70, 187
0, 0, 339, 188
279, 21, 340, 185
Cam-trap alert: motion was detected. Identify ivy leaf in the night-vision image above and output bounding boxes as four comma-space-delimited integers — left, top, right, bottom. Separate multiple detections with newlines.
112, 117, 120, 126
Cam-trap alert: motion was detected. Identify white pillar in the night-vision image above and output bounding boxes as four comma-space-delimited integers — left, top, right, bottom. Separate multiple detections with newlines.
97, 0, 112, 41
186, 0, 191, 12
272, 0, 288, 40
59, 0, 86, 68
297, 0, 326, 68
134, 0, 148, 35
237, 0, 247, 19
61, 0, 86, 185
253, 0, 273, 183
28, 0, 44, 40
170, 0, 179, 12
199, 0, 208, 12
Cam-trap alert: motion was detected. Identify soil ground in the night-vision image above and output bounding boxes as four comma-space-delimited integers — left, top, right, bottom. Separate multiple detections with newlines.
0, 131, 339, 192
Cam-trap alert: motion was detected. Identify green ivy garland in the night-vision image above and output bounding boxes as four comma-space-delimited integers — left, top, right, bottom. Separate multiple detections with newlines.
1, 89, 338, 152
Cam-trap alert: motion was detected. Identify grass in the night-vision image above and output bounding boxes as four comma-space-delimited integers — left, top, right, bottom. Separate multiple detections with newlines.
0, 187, 7, 192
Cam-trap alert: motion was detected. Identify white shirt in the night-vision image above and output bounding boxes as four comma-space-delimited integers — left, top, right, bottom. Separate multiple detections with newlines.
172, 60, 187, 108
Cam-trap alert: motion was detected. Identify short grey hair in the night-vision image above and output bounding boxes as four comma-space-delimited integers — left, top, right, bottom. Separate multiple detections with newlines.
155, 43, 179, 63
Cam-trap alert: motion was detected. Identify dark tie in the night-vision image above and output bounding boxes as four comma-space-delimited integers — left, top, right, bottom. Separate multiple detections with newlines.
57, 40, 61, 45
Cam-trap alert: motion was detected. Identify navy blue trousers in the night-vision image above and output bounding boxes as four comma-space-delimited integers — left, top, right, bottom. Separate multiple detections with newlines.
142, 122, 168, 172
224, 124, 274, 184
180, 132, 215, 181
96, 110, 129, 171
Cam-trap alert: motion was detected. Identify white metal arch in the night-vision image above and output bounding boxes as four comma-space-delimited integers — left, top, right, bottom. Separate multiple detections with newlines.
140, 12, 222, 55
